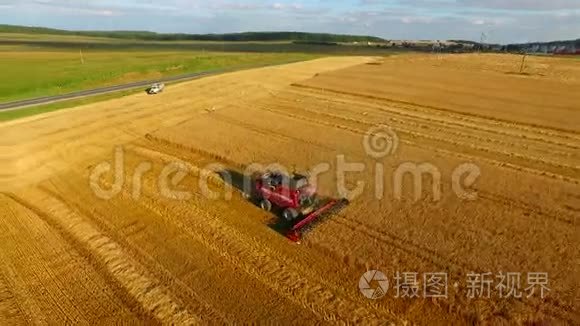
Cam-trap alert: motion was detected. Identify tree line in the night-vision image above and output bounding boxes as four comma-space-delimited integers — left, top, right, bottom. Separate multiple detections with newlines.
0, 24, 384, 43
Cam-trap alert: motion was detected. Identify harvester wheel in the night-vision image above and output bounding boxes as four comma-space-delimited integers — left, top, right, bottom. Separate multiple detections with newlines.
260, 199, 272, 212
282, 208, 299, 221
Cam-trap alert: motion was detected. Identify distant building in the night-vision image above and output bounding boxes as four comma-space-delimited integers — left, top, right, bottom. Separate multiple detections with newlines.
554, 44, 578, 55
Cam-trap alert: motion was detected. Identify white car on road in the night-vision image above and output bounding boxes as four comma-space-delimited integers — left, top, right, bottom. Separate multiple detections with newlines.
147, 83, 165, 95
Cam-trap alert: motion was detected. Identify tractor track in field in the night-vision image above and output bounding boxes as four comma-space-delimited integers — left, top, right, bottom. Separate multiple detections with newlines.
100, 141, 461, 323
251, 102, 580, 185
0, 252, 32, 324
260, 101, 577, 167
324, 207, 579, 324
140, 108, 579, 322
144, 133, 247, 171
218, 102, 579, 227
274, 89, 580, 154
257, 100, 579, 168
478, 191, 579, 226
290, 83, 580, 138
207, 112, 338, 153
331, 216, 472, 273
43, 163, 327, 322
259, 109, 580, 187
140, 132, 361, 196
38, 184, 230, 324
1, 192, 153, 324
284, 89, 580, 150
129, 145, 411, 324
2, 192, 165, 324
104, 163, 402, 323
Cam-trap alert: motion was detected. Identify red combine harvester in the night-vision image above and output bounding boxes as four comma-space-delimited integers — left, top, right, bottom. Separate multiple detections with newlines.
245, 170, 349, 243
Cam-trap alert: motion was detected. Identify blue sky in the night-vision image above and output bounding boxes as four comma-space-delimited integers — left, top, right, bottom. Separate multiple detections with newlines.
0, 0, 579, 43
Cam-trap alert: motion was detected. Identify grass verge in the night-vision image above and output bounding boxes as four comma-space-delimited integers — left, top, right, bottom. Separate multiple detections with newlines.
0, 54, 321, 122
0, 90, 140, 122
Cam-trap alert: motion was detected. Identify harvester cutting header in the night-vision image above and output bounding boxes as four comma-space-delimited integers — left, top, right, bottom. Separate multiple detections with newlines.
244, 170, 349, 243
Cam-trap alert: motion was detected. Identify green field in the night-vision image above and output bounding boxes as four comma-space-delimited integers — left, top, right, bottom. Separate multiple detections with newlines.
0, 45, 319, 103
0, 30, 400, 122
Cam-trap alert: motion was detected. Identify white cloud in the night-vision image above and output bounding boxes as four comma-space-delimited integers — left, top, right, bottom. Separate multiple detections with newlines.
459, 0, 580, 11
401, 16, 434, 24
0, 0, 578, 43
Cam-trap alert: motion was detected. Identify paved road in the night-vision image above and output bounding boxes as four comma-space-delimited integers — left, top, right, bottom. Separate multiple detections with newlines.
0, 70, 221, 112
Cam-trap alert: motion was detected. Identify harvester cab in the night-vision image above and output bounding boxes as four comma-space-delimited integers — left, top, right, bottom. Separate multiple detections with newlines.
248, 170, 349, 243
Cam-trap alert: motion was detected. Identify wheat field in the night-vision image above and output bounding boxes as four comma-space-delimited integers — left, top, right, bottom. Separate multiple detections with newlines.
1, 54, 579, 324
